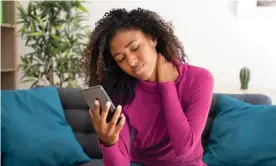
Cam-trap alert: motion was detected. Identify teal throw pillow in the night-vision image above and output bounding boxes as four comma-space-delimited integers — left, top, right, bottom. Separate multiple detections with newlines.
203, 94, 276, 166
1, 86, 91, 166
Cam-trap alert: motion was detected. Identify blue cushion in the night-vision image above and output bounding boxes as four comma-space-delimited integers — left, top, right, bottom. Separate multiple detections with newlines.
1, 86, 91, 166
203, 94, 276, 166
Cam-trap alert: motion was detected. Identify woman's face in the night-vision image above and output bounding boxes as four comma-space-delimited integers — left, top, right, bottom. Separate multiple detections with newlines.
109, 29, 158, 82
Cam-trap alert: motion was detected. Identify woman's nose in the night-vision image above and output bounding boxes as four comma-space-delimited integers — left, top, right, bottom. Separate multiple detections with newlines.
127, 54, 138, 67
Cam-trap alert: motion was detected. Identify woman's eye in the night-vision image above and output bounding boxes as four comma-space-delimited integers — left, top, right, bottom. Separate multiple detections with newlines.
118, 57, 125, 63
132, 45, 140, 51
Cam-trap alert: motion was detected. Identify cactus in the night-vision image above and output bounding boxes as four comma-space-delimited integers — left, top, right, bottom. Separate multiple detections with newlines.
240, 67, 250, 90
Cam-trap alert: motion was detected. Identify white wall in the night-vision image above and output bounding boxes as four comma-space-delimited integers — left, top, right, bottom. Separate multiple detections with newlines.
18, 0, 276, 101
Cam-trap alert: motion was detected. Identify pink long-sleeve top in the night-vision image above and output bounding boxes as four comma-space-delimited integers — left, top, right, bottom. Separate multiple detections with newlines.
98, 63, 214, 166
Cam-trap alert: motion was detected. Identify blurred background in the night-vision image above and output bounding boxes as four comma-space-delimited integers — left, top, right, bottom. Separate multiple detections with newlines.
1, 0, 275, 103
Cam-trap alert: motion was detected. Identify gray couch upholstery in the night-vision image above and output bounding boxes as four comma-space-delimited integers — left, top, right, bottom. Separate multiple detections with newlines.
57, 88, 273, 166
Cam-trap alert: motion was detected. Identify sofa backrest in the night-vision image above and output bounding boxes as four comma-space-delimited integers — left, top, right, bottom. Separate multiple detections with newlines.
57, 88, 272, 159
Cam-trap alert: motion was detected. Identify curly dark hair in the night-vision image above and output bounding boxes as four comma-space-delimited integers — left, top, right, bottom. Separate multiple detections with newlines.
79, 8, 188, 106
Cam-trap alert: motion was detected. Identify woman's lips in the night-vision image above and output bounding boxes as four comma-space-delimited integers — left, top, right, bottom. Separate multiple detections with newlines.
133, 64, 145, 75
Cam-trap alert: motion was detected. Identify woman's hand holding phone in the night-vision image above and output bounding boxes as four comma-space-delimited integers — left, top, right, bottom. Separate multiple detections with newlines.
89, 100, 126, 147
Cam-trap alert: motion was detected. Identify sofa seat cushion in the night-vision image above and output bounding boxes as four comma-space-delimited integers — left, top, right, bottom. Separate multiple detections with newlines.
1, 86, 91, 166
203, 94, 276, 166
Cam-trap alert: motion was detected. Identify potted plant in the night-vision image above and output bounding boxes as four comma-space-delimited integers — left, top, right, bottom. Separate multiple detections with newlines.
240, 67, 251, 90
17, 0, 91, 88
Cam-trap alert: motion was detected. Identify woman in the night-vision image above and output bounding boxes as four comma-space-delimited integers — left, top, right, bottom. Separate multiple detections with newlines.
80, 8, 214, 166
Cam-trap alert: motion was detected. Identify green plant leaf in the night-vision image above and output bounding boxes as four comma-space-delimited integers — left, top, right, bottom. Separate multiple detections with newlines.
30, 80, 40, 88
77, 5, 88, 13
55, 25, 62, 30
29, 32, 44, 37
50, 34, 61, 41
36, 17, 45, 30
21, 78, 38, 83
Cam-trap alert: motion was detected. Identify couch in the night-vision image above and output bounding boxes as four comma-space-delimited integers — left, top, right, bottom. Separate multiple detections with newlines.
57, 87, 273, 166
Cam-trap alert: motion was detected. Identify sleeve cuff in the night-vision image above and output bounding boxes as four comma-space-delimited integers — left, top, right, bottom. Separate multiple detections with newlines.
98, 139, 119, 155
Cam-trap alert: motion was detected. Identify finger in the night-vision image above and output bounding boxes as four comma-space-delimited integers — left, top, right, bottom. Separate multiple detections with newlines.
89, 109, 94, 119
109, 105, 122, 126
89, 109, 102, 134
92, 100, 101, 118
114, 114, 126, 134
100, 101, 111, 123
89, 109, 96, 125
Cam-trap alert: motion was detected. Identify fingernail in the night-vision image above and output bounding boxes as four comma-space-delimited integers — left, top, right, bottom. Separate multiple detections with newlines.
94, 100, 99, 105
106, 101, 111, 107
121, 114, 124, 117
117, 105, 122, 109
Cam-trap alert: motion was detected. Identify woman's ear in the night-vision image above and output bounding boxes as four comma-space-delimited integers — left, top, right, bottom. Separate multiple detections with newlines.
147, 35, 157, 47
152, 39, 157, 47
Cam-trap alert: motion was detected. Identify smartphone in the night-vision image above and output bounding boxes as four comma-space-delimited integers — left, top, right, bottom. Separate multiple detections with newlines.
80, 85, 118, 123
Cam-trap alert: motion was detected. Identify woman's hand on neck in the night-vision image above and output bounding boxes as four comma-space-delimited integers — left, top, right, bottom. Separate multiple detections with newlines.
156, 54, 179, 83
